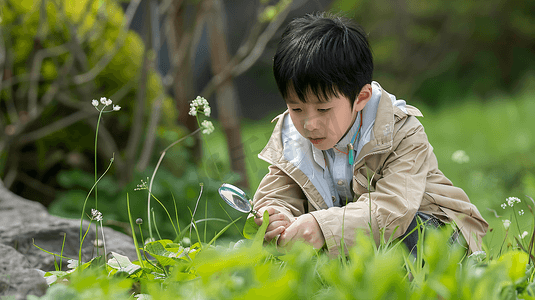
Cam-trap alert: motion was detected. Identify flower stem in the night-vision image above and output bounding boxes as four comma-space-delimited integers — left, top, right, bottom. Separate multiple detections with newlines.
147, 128, 202, 240
94, 108, 104, 258
79, 155, 114, 266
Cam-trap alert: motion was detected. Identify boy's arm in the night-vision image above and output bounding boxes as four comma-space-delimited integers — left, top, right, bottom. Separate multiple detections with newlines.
309, 124, 431, 256
253, 165, 307, 219
252, 164, 307, 238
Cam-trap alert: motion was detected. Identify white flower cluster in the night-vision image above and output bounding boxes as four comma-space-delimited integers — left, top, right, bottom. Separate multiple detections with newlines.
201, 120, 214, 135
520, 231, 529, 239
502, 219, 511, 229
468, 250, 486, 262
67, 259, 79, 269
507, 196, 521, 206
501, 196, 521, 209
92, 97, 121, 111
451, 150, 469, 164
134, 177, 150, 191
189, 96, 211, 117
91, 208, 103, 222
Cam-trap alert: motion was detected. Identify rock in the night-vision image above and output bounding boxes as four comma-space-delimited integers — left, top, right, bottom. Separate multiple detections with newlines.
0, 217, 139, 271
0, 180, 139, 299
0, 244, 47, 300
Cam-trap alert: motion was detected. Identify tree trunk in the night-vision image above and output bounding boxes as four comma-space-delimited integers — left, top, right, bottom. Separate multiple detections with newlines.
206, 0, 249, 190
168, 2, 202, 162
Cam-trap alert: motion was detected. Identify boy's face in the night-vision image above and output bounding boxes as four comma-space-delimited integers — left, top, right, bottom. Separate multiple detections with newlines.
286, 94, 355, 151
286, 85, 371, 151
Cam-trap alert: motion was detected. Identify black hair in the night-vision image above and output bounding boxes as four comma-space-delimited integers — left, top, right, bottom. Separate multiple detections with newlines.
273, 12, 373, 106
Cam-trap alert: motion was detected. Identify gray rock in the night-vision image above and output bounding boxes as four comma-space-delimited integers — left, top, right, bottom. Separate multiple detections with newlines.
0, 180, 139, 299
0, 244, 47, 300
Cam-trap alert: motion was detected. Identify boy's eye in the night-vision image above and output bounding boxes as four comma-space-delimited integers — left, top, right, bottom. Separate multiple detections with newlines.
291, 108, 302, 112
318, 108, 331, 113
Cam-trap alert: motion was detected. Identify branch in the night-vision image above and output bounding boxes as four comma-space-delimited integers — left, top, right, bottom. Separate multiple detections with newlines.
162, 1, 207, 90
159, 0, 184, 16
17, 110, 96, 145
3, 150, 19, 189
136, 93, 163, 172
41, 54, 75, 107
1, 46, 19, 129
55, 80, 134, 111
16, 172, 56, 198
199, 0, 294, 98
125, 0, 153, 171
27, 44, 69, 116
72, 0, 142, 85
3, 49, 74, 153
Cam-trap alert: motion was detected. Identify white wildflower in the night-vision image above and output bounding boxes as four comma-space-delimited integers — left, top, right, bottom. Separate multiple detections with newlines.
45, 274, 58, 286
91, 208, 103, 222
189, 96, 211, 117
501, 203, 507, 209
468, 250, 486, 262
201, 120, 214, 135
113, 105, 121, 111
134, 177, 149, 191
92, 99, 99, 107
189, 106, 197, 116
502, 219, 511, 229
106, 99, 112, 106
520, 231, 529, 239
519, 209, 525, 216
451, 150, 469, 164
506, 197, 521, 207
67, 259, 79, 269
100, 97, 107, 105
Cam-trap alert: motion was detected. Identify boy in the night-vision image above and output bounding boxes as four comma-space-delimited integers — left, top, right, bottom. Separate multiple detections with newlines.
252, 12, 488, 256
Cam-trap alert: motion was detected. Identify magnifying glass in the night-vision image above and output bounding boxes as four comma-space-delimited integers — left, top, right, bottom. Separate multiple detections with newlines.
218, 183, 259, 218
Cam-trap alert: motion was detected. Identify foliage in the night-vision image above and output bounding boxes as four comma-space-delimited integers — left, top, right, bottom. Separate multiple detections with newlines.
32, 215, 535, 300
416, 82, 535, 251
0, 0, 176, 206
331, 0, 535, 107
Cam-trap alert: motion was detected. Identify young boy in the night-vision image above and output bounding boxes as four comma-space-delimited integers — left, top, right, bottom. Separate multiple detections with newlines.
252, 12, 488, 256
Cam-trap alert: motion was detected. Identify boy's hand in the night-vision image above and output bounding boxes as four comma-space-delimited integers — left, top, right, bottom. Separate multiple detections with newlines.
254, 207, 293, 242
278, 214, 325, 250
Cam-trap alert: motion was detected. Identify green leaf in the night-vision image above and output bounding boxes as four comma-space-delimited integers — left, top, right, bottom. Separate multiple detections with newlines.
243, 217, 260, 239
144, 239, 179, 267
144, 239, 197, 267
207, 217, 241, 246
107, 252, 141, 276
253, 210, 269, 249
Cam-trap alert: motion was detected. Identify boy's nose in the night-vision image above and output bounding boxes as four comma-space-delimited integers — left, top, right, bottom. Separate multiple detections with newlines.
303, 117, 320, 132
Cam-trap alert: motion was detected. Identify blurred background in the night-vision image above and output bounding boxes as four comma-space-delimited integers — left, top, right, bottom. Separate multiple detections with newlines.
1, 0, 534, 250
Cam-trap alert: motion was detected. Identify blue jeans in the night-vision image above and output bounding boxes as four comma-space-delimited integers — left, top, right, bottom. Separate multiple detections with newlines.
401, 212, 444, 255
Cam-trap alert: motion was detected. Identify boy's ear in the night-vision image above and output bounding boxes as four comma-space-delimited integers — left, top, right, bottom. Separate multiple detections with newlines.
352, 84, 372, 112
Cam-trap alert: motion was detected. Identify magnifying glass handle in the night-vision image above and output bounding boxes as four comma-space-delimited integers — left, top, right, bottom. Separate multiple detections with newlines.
251, 209, 260, 218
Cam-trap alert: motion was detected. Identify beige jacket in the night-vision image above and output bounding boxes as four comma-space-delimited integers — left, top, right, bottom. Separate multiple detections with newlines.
253, 87, 488, 255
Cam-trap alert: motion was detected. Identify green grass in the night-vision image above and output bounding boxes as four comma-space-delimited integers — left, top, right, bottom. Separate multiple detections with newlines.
418, 91, 535, 254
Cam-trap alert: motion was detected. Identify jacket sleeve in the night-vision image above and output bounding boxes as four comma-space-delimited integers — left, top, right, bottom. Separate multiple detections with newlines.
310, 124, 431, 256
252, 165, 307, 221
